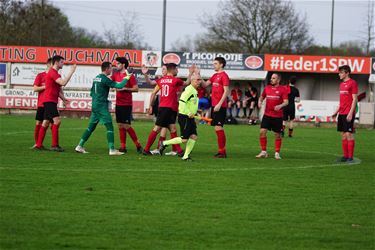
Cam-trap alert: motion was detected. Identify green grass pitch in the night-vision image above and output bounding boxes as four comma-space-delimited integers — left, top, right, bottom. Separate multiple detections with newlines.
0, 115, 374, 249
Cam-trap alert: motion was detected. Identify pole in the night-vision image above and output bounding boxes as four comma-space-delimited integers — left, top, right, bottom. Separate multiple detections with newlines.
161, 0, 167, 52
330, 0, 335, 55
39, 0, 44, 46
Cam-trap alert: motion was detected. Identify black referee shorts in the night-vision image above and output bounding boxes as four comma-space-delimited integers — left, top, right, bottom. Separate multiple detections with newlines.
211, 107, 226, 127
178, 114, 197, 139
337, 114, 355, 133
115, 105, 132, 124
155, 107, 177, 128
261, 115, 283, 133
43, 102, 59, 120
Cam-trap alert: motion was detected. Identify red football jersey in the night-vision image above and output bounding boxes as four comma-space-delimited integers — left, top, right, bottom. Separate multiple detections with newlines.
156, 75, 184, 111
230, 88, 242, 102
261, 85, 288, 118
34, 72, 47, 107
197, 86, 206, 98
339, 79, 358, 115
112, 71, 137, 106
209, 71, 230, 108
43, 68, 61, 104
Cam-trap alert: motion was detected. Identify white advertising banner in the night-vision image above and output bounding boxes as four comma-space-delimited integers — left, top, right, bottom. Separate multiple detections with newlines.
0, 88, 151, 113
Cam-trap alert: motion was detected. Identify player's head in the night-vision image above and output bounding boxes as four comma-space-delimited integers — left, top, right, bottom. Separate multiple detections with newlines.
213, 57, 226, 71
52, 55, 64, 69
270, 73, 281, 86
166, 63, 178, 76
46, 58, 53, 69
115, 57, 129, 70
338, 65, 351, 80
191, 73, 202, 89
289, 76, 297, 85
101, 61, 113, 75
161, 64, 168, 76
247, 82, 253, 88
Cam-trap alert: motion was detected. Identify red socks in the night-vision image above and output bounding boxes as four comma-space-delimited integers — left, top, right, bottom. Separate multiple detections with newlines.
36, 126, 48, 147
347, 140, 355, 158
170, 132, 183, 154
144, 130, 158, 151
34, 124, 42, 144
119, 128, 126, 149
51, 124, 60, 147
342, 139, 349, 158
275, 137, 282, 153
216, 130, 226, 154
157, 136, 166, 148
260, 136, 267, 151
127, 127, 141, 148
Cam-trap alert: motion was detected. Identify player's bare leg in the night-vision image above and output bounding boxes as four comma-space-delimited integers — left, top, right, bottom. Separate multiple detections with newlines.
256, 128, 268, 158
288, 120, 294, 137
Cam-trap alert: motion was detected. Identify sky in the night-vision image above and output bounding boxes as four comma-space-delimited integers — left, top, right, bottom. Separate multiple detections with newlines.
49, 0, 373, 51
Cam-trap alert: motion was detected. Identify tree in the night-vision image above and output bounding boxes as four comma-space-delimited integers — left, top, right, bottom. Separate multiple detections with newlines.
102, 11, 149, 50
363, 0, 374, 55
170, 35, 196, 51
196, 0, 313, 54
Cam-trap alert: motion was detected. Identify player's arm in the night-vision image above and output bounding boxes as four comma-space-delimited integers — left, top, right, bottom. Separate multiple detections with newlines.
332, 106, 340, 118
346, 93, 358, 121
274, 99, 288, 111
58, 89, 69, 106
295, 89, 300, 103
141, 65, 157, 86
214, 86, 229, 112
182, 64, 197, 86
106, 73, 132, 89
33, 74, 45, 92
148, 85, 160, 115
55, 64, 77, 86
33, 85, 45, 92
119, 75, 138, 92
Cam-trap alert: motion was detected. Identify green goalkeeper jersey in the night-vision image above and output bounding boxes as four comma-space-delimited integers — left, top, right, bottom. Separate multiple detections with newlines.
91, 73, 129, 107
179, 85, 198, 116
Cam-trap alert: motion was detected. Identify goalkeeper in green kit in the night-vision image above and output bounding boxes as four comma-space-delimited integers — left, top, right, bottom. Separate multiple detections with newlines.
159, 73, 201, 161
75, 62, 132, 155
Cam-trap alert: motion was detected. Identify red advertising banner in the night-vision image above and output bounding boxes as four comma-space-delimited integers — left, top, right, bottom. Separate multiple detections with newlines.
265, 54, 371, 74
0, 46, 142, 66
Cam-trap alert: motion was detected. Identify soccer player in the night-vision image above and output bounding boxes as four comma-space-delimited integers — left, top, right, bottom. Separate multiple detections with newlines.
159, 73, 201, 161
282, 76, 300, 137
243, 83, 258, 124
332, 65, 358, 163
200, 57, 230, 158
75, 62, 132, 155
31, 58, 52, 149
112, 57, 142, 153
142, 63, 192, 156
35, 55, 76, 152
256, 73, 288, 160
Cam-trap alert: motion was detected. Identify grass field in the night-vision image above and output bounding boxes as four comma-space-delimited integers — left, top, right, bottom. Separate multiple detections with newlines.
0, 114, 374, 250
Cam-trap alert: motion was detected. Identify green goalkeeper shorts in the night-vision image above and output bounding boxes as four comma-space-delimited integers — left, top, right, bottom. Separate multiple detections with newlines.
89, 107, 113, 125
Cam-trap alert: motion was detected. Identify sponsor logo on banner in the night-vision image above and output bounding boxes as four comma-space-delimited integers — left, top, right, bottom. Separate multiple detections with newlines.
371, 57, 375, 74
162, 52, 264, 71
244, 56, 263, 69
0, 88, 147, 112
142, 51, 161, 67
0, 63, 6, 85
0, 45, 142, 66
265, 54, 371, 74
162, 53, 181, 65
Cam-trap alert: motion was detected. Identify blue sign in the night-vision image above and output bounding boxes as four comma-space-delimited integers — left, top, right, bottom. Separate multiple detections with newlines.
0, 63, 6, 84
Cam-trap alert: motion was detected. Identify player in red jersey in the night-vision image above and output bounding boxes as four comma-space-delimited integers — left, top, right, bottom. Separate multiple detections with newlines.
112, 57, 142, 153
332, 65, 358, 163
34, 55, 77, 152
31, 58, 52, 149
200, 57, 230, 158
228, 83, 242, 118
142, 63, 193, 156
256, 73, 288, 160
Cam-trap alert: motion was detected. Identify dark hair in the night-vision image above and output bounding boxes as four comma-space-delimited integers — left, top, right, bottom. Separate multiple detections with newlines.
52, 55, 64, 65
214, 56, 226, 68
166, 63, 178, 71
289, 75, 297, 85
46, 57, 53, 65
339, 65, 351, 74
115, 57, 129, 68
101, 61, 112, 71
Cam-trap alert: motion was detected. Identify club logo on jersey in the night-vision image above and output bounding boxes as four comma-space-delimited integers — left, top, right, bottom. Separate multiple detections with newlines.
163, 53, 181, 65
245, 56, 263, 70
